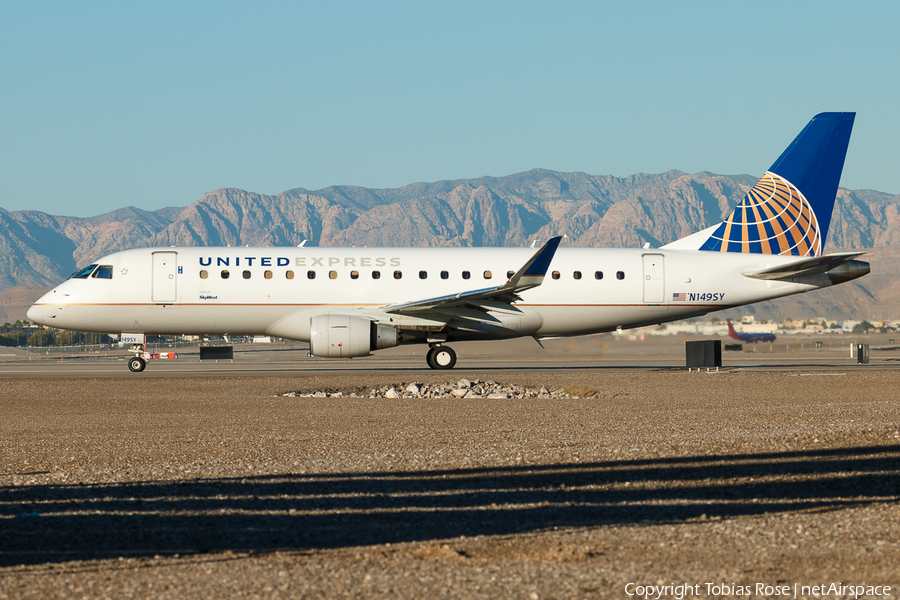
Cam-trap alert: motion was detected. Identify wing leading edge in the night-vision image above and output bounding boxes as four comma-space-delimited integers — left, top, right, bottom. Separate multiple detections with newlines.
381, 236, 562, 322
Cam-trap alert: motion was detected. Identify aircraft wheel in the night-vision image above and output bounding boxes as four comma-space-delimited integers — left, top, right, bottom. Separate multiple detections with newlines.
128, 356, 146, 372
427, 346, 457, 370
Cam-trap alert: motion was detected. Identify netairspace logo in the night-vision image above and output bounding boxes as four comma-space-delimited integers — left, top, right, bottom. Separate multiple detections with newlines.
624, 582, 892, 599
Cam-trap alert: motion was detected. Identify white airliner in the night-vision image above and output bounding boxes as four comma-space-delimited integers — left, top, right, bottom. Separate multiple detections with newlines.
28, 113, 869, 372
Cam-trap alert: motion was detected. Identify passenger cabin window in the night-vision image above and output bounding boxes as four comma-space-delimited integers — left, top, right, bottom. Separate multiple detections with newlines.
92, 265, 113, 279
286, 270, 294, 280
329, 270, 338, 279
419, 271, 427, 279
573, 271, 582, 280
507, 271, 514, 279
243, 270, 251, 279
70, 264, 98, 279
617, 271, 625, 280
551, 271, 560, 280
221, 270, 230, 279
483, 270, 492, 279
351, 270, 359, 279
462, 271, 470, 280
595, 271, 603, 280
372, 271, 381, 279
200, 270, 209, 279
264, 270, 273, 279
441, 271, 449, 280
393, 270, 402, 280
307, 270, 316, 279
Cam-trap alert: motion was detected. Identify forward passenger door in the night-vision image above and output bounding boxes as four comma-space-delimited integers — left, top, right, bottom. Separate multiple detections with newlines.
152, 251, 178, 304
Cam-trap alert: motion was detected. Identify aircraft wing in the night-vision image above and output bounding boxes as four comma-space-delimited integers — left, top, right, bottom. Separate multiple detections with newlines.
381, 236, 562, 320
742, 252, 865, 281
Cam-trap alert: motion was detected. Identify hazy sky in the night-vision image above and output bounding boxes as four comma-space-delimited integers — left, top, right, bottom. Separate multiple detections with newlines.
2, 1, 898, 217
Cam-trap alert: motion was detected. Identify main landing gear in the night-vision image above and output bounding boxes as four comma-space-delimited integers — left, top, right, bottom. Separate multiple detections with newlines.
426, 345, 457, 370
128, 356, 146, 372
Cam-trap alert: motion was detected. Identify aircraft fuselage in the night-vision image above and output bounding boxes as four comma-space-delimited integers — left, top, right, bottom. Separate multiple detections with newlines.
29, 245, 828, 342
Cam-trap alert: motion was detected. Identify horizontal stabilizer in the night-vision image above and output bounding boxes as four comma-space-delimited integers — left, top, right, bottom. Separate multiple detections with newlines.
742, 252, 865, 281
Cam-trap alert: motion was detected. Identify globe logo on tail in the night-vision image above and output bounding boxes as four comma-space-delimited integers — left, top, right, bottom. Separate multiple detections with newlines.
699, 172, 822, 257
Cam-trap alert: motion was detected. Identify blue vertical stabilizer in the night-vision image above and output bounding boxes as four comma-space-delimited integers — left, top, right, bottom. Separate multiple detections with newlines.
696, 112, 854, 257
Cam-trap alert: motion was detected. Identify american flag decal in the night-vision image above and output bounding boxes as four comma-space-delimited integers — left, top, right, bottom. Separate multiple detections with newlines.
672, 293, 686, 301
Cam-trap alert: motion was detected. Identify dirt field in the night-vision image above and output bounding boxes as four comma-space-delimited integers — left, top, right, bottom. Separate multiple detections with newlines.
1, 366, 899, 599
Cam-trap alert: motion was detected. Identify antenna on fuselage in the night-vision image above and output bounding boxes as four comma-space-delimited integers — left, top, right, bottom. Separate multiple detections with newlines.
298, 239, 308, 247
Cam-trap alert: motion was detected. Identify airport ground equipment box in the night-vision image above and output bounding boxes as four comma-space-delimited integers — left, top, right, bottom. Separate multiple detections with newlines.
685, 340, 722, 369
200, 346, 234, 361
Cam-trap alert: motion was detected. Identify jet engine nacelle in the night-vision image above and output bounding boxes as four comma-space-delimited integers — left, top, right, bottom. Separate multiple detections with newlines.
309, 314, 399, 358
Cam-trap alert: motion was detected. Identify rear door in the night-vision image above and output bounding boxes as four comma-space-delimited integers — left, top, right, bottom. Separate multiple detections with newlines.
642, 253, 665, 304
152, 251, 178, 304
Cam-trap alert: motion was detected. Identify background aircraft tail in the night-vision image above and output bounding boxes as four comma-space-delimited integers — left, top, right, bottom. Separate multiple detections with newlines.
664, 112, 855, 257
726, 319, 740, 340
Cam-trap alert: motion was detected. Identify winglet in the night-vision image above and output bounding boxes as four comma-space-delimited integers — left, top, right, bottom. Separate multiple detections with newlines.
381, 236, 562, 315
507, 236, 562, 290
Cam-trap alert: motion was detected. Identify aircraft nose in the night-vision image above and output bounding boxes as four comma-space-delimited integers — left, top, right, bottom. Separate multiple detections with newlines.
26, 303, 43, 325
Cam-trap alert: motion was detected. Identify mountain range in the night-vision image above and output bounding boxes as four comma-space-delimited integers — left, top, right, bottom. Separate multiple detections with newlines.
1, 169, 898, 323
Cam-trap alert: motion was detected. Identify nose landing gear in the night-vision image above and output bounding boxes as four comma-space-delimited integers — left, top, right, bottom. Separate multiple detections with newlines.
126, 343, 177, 372
426, 345, 457, 370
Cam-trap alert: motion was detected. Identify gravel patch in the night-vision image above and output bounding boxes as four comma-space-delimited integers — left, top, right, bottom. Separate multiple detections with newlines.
281, 378, 594, 400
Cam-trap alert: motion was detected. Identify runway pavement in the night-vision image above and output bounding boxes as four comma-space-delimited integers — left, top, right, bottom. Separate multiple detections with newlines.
0, 333, 897, 378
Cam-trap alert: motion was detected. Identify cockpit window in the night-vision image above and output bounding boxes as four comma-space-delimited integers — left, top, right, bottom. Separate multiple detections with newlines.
92, 265, 113, 279
70, 264, 98, 279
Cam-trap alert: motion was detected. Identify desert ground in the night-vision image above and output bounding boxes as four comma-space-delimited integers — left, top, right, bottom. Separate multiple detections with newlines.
1, 334, 898, 599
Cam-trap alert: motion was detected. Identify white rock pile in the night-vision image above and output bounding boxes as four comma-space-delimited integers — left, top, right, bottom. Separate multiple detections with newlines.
282, 379, 597, 399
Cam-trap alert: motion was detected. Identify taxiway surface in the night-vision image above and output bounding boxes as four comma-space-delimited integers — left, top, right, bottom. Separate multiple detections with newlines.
1, 333, 898, 378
